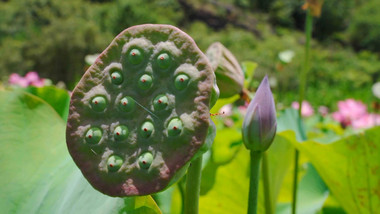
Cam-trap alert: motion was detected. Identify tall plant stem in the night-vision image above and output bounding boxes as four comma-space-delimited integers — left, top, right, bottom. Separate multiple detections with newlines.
262, 152, 273, 214
292, 8, 313, 214
248, 151, 263, 214
291, 151, 300, 214
184, 155, 203, 214
178, 181, 185, 214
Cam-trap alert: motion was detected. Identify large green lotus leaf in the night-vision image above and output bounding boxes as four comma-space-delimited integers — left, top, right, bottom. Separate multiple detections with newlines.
290, 126, 380, 214
276, 163, 329, 214
322, 194, 347, 214
0, 90, 161, 214
277, 108, 306, 142
210, 95, 240, 113
199, 131, 294, 214
24, 86, 70, 121
264, 132, 295, 213
199, 146, 249, 213
212, 124, 243, 165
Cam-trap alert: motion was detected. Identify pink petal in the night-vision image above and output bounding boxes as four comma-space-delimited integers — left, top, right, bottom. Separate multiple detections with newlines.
30, 79, 45, 87
291, 101, 314, 117
8, 73, 23, 84
17, 78, 29, 87
25, 71, 40, 83
318, 106, 329, 116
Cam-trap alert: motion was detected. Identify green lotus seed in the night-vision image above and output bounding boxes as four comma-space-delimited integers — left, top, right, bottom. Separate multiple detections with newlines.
153, 94, 168, 111
110, 69, 123, 85
128, 48, 143, 65
120, 96, 135, 112
114, 125, 129, 141
91, 96, 107, 112
138, 74, 153, 90
138, 152, 154, 169
174, 74, 190, 90
140, 121, 154, 138
85, 127, 102, 144
157, 53, 171, 69
167, 118, 183, 136
107, 155, 123, 172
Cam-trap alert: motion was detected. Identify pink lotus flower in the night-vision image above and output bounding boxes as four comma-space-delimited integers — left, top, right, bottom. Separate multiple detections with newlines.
318, 106, 329, 117
352, 113, 380, 129
8, 71, 45, 87
291, 101, 314, 117
332, 99, 367, 127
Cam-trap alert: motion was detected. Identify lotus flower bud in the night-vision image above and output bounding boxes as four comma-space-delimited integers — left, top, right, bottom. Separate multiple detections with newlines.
206, 42, 244, 98
242, 76, 277, 151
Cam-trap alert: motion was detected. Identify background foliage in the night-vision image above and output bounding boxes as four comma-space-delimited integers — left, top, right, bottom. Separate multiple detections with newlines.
1, 1, 380, 213
1, 0, 379, 109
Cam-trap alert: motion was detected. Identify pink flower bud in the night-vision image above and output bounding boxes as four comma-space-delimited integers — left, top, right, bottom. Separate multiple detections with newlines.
242, 76, 277, 151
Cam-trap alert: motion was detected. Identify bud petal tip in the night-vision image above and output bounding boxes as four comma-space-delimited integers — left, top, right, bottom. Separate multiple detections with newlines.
242, 75, 277, 151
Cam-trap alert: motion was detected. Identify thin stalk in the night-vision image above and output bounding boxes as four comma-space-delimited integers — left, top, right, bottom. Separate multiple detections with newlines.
262, 152, 273, 214
178, 181, 185, 214
292, 9, 313, 214
248, 151, 263, 214
184, 155, 203, 214
291, 151, 300, 214
298, 9, 313, 112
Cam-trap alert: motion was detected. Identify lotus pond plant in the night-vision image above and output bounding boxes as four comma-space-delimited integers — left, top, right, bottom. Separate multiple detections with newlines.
1, 20, 380, 214
242, 76, 277, 214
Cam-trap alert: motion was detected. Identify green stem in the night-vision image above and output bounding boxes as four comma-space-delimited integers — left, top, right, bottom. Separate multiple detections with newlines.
292, 9, 313, 214
262, 152, 273, 214
178, 181, 185, 214
298, 9, 313, 115
184, 155, 203, 214
291, 151, 300, 214
248, 151, 263, 214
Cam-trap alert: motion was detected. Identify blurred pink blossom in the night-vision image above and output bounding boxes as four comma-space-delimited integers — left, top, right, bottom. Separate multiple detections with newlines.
219, 104, 233, 116
318, 106, 329, 117
238, 101, 249, 116
352, 113, 380, 129
291, 101, 314, 117
332, 99, 367, 127
9, 74, 29, 87
8, 71, 45, 87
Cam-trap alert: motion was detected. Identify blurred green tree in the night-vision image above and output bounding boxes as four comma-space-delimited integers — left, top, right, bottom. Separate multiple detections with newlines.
0, 0, 110, 87
349, 0, 380, 52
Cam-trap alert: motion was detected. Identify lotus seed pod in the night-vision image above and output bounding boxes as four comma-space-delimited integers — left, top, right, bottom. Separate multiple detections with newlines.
242, 76, 277, 151
128, 48, 144, 65
153, 94, 169, 110
85, 127, 102, 144
107, 155, 123, 172
66, 24, 215, 197
138, 152, 154, 169
174, 74, 190, 90
140, 121, 154, 138
91, 96, 107, 112
210, 78, 220, 108
206, 42, 244, 98
114, 125, 129, 141
157, 53, 171, 69
138, 74, 153, 90
167, 118, 183, 136
119, 96, 135, 112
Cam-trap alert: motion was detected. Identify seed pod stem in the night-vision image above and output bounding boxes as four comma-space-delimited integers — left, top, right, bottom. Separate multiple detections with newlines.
184, 155, 203, 214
